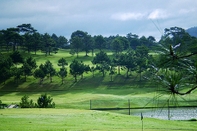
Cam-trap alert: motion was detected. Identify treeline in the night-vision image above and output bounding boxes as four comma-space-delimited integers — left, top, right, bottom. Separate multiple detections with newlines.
0, 24, 67, 55
0, 46, 150, 85
0, 23, 156, 56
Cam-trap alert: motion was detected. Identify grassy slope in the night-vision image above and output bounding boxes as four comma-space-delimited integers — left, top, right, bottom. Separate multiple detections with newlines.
0, 49, 197, 131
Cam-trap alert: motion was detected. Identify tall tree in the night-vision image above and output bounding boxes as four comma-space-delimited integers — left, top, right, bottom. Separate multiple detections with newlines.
10, 51, 24, 67
44, 60, 56, 83
0, 53, 13, 84
1, 28, 22, 52
58, 58, 68, 68
127, 33, 140, 49
57, 58, 68, 84
69, 36, 82, 58
42, 33, 57, 56
83, 34, 93, 56
69, 59, 84, 82
94, 35, 105, 50
92, 51, 111, 77
135, 45, 149, 81
32, 32, 41, 54
70, 30, 87, 57
22, 56, 37, 81
111, 37, 124, 57
119, 50, 137, 78
57, 36, 68, 49
34, 64, 47, 85
58, 67, 67, 84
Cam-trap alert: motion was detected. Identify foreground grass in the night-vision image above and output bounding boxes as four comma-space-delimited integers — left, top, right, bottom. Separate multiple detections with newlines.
0, 108, 197, 131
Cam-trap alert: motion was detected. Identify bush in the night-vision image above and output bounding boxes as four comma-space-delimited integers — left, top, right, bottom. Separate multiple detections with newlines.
20, 95, 35, 108
189, 118, 197, 121
36, 94, 55, 108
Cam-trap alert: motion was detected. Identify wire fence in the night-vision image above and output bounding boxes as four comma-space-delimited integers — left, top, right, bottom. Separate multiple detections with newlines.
90, 99, 197, 115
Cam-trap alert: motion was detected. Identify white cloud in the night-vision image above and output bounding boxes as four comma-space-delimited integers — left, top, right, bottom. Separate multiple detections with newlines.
148, 9, 169, 20
111, 12, 145, 21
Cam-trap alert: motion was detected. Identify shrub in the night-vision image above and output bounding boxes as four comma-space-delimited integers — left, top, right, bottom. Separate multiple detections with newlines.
189, 118, 197, 121
20, 95, 35, 108
36, 94, 55, 108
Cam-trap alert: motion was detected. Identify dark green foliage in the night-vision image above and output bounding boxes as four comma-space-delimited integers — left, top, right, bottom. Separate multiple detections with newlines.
136, 45, 149, 80
10, 51, 24, 65
188, 118, 197, 121
17, 23, 37, 33
0, 54, 13, 84
22, 56, 37, 81
94, 35, 106, 50
58, 67, 67, 84
34, 64, 46, 84
20, 95, 35, 108
70, 30, 88, 57
42, 33, 57, 56
118, 50, 136, 78
111, 37, 124, 56
57, 58, 68, 84
70, 59, 90, 82
92, 51, 111, 77
12, 67, 23, 84
37, 94, 55, 108
92, 51, 111, 64
44, 60, 56, 83
58, 58, 68, 68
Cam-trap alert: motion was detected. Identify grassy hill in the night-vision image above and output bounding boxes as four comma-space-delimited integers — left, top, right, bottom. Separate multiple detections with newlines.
0, 49, 197, 131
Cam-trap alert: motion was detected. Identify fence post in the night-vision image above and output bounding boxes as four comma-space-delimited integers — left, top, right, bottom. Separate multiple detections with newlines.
128, 99, 130, 115
90, 100, 92, 110
168, 99, 170, 120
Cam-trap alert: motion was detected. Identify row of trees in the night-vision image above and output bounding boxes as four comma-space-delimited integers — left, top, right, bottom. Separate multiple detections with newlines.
0, 44, 149, 85
68, 30, 156, 57
0, 24, 156, 56
0, 24, 67, 55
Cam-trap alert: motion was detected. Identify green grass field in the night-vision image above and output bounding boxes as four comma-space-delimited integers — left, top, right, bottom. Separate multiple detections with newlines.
0, 49, 197, 131
1, 108, 197, 131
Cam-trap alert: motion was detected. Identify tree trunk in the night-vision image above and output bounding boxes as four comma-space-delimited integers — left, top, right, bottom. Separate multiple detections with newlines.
74, 75, 77, 82
102, 70, 105, 77
118, 66, 120, 75
39, 78, 43, 85
61, 77, 64, 84
24, 75, 27, 82
126, 68, 129, 78
92, 71, 95, 77
85, 51, 88, 56
91, 49, 94, 56
110, 75, 113, 82
50, 76, 52, 83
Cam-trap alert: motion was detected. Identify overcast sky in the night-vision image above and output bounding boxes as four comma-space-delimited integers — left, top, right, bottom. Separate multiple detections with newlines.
0, 0, 197, 40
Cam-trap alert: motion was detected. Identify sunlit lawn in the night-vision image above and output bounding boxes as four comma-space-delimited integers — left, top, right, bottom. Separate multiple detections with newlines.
1, 108, 197, 131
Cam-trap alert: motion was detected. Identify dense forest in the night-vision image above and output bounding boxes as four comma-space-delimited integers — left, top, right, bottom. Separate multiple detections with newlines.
1, 24, 197, 96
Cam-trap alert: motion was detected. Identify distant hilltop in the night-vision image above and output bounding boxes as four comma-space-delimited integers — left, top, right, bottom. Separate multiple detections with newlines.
186, 26, 197, 37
